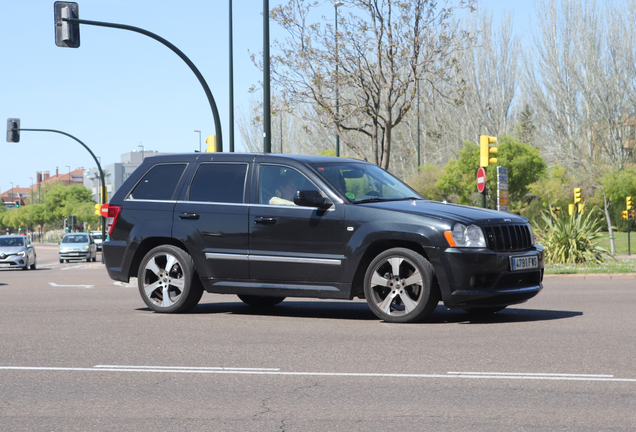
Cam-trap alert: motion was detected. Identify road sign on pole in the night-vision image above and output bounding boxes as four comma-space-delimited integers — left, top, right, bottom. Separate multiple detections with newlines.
497, 166, 509, 212
477, 167, 486, 193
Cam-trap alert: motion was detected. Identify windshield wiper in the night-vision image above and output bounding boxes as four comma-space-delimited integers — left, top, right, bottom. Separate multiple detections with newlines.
353, 197, 387, 204
354, 197, 420, 204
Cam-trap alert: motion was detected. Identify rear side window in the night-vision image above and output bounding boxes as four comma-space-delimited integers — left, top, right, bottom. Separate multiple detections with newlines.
189, 163, 247, 203
129, 164, 187, 201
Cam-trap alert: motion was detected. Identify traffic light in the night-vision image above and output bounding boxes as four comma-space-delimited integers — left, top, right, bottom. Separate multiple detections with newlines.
569, 204, 575, 216
627, 196, 634, 210
6, 118, 20, 143
479, 135, 497, 167
574, 188, 582, 204
205, 135, 217, 153
622, 210, 629, 220
578, 203, 584, 214
631, 210, 635, 220
14, 200, 19, 208
94, 203, 102, 216
54, 2, 80, 48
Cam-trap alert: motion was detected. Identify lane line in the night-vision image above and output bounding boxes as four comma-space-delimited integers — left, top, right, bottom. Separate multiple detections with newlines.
448, 371, 614, 378
49, 282, 94, 289
0, 366, 634, 382
95, 365, 280, 371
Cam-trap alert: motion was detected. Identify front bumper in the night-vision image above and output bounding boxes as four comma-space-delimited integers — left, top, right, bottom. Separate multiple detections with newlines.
0, 255, 28, 269
436, 246, 544, 309
59, 251, 90, 260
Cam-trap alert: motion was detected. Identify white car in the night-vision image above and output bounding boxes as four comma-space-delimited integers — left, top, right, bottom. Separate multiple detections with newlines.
0, 235, 37, 270
90, 231, 104, 251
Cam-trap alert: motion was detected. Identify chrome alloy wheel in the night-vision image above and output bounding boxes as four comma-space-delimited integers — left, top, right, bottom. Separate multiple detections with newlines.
141, 252, 186, 308
363, 248, 437, 323
368, 256, 423, 317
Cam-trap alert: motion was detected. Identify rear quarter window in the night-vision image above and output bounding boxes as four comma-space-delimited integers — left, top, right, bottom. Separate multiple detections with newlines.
129, 164, 187, 201
189, 163, 248, 203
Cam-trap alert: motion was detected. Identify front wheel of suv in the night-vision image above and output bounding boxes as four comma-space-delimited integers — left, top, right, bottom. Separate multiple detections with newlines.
137, 245, 204, 313
363, 248, 439, 323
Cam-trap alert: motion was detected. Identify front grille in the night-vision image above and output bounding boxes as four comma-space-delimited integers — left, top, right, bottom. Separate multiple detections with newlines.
483, 224, 533, 252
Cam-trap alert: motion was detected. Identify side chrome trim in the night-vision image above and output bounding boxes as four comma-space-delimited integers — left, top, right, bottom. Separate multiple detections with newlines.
205, 253, 249, 261
209, 281, 340, 292
205, 253, 341, 266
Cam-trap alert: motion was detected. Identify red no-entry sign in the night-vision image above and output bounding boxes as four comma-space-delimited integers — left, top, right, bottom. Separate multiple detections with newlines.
477, 167, 486, 193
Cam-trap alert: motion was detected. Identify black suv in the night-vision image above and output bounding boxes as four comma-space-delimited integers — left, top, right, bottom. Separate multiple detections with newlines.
102, 153, 543, 323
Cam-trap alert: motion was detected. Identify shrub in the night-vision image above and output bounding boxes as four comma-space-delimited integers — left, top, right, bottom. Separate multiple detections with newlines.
536, 209, 611, 264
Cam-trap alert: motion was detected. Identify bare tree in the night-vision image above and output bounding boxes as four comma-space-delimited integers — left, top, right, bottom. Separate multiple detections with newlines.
267, 0, 475, 170
524, 0, 636, 170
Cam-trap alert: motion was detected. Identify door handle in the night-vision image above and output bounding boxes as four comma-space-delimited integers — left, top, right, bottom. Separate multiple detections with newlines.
179, 212, 200, 220
254, 216, 277, 224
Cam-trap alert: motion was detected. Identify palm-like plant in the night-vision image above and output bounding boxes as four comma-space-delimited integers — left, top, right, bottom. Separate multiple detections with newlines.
537, 209, 611, 264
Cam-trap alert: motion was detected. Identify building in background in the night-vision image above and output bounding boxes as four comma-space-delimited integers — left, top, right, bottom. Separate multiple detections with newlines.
1, 167, 84, 209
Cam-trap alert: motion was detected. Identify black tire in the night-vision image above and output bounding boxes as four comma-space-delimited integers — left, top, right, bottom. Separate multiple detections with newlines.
137, 245, 204, 313
363, 247, 439, 323
59, 259, 64, 264
463, 306, 507, 315
238, 295, 285, 307
30, 259, 36, 270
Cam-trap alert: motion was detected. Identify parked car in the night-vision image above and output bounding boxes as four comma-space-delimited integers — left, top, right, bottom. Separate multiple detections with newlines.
90, 231, 104, 251
59, 233, 97, 263
0, 235, 37, 270
102, 153, 544, 323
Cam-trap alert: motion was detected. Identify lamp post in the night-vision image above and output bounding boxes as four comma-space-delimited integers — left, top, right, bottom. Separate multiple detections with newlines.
417, 79, 420, 168
229, 0, 235, 152
194, 130, 201, 152
66, 165, 71, 186
263, 0, 271, 153
334, 1, 344, 157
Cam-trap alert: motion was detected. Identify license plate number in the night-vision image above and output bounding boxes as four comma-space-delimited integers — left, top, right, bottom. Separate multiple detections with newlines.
511, 256, 538, 271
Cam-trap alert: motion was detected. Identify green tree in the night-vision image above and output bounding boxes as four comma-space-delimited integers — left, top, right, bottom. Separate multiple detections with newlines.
406, 163, 446, 202
436, 135, 546, 209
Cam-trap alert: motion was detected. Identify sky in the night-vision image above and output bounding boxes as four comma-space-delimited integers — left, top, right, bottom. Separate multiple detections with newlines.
1, 0, 534, 194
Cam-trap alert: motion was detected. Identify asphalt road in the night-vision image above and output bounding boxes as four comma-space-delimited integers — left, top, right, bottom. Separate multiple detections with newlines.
1, 243, 635, 431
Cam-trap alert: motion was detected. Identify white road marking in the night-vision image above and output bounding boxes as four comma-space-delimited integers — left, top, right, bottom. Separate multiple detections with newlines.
0, 365, 633, 382
48, 282, 94, 289
113, 282, 136, 288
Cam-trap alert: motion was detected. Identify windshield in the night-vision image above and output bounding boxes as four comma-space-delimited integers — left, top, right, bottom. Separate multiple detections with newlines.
310, 162, 422, 203
0, 237, 24, 247
62, 234, 89, 244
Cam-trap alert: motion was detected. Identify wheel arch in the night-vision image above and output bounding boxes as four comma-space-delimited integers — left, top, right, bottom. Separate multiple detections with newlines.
128, 237, 189, 280
350, 239, 441, 300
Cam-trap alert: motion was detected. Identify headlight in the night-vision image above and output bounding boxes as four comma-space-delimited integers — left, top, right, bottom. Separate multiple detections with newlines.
83, 245, 90, 251
18, 251, 26, 257
445, 223, 486, 248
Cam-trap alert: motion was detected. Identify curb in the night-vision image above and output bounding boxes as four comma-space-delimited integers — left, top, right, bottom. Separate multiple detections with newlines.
544, 273, 636, 279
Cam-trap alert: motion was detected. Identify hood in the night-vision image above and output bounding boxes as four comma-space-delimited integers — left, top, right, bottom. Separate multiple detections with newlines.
359, 199, 528, 225
0, 246, 26, 256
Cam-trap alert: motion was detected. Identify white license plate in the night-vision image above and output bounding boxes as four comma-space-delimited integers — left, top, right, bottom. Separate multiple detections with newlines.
0, 263, 11, 268
511, 256, 538, 271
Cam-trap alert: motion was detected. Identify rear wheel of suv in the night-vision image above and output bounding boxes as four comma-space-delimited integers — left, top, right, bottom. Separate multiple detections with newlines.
137, 245, 204, 313
363, 248, 439, 323
238, 295, 285, 307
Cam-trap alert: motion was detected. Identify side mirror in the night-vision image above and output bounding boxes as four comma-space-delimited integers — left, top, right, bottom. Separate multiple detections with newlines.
294, 190, 332, 209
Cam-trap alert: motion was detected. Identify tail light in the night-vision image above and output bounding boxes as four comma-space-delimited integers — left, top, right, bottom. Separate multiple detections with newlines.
100, 204, 122, 235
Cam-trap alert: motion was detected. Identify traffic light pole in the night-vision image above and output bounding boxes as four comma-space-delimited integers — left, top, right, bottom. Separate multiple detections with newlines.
63, 16, 223, 152
18, 128, 106, 262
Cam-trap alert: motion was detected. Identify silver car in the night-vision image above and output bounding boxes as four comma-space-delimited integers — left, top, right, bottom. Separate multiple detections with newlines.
0, 235, 37, 270
59, 233, 97, 263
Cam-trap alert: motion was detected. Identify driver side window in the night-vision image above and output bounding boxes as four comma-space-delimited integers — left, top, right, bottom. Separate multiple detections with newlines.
258, 165, 320, 206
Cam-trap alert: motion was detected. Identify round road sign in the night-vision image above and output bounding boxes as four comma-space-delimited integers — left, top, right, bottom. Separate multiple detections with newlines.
477, 167, 486, 193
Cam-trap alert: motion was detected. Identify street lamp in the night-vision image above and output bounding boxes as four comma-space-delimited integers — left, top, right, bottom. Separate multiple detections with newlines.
194, 130, 201, 152
263, 0, 271, 153
334, 1, 344, 157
